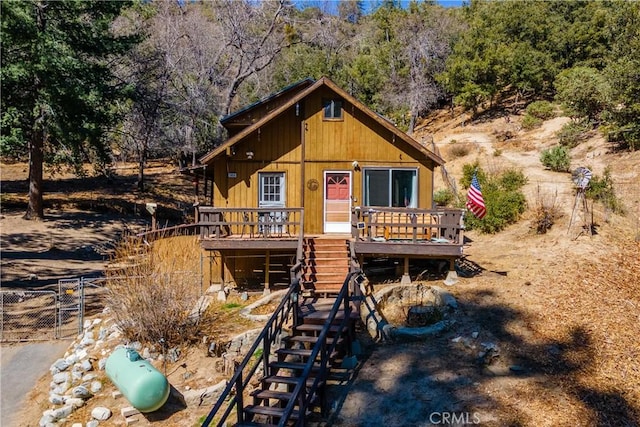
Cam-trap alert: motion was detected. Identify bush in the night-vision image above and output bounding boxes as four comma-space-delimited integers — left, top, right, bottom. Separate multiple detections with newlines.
106, 237, 204, 348
448, 141, 473, 158
540, 145, 571, 172
556, 120, 591, 148
433, 188, 455, 206
526, 101, 555, 120
530, 187, 561, 234
586, 167, 625, 214
459, 163, 528, 234
521, 114, 542, 130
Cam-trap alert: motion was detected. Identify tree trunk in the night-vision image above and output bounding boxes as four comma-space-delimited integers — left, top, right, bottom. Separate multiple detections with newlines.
407, 113, 417, 136
25, 131, 45, 220
137, 149, 146, 192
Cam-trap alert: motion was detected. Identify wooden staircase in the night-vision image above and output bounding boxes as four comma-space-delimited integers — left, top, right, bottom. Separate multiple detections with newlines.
201, 236, 362, 427
302, 237, 351, 296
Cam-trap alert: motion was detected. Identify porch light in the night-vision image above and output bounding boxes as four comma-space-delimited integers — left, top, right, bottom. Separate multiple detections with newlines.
246, 151, 254, 159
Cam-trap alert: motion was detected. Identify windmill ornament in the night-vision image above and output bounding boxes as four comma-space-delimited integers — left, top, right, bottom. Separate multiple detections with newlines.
568, 167, 594, 238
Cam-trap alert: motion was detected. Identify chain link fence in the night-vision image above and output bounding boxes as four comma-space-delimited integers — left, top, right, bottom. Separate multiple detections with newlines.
1, 277, 110, 342
1, 290, 58, 341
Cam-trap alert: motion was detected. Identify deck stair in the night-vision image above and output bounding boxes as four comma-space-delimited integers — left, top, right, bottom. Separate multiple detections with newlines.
202, 267, 363, 427
302, 238, 351, 296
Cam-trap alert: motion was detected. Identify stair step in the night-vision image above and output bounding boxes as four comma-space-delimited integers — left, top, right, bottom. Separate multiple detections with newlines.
244, 405, 301, 419
262, 375, 323, 388
276, 348, 314, 358
287, 335, 344, 345
276, 348, 338, 359
251, 389, 293, 402
294, 323, 343, 333
235, 422, 278, 427
270, 361, 322, 372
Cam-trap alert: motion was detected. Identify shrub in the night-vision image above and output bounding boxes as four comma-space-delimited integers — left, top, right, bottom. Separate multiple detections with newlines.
500, 169, 528, 191
586, 167, 625, 215
556, 120, 591, 148
459, 164, 528, 234
526, 101, 555, 120
530, 187, 561, 234
106, 237, 204, 348
433, 188, 455, 207
448, 142, 473, 158
521, 114, 542, 130
540, 145, 571, 172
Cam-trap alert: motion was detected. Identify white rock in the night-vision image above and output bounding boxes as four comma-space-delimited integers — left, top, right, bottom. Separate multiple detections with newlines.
98, 358, 107, 370
98, 327, 108, 340
87, 420, 100, 427
72, 370, 83, 382
51, 358, 70, 374
84, 320, 93, 330
65, 353, 80, 365
49, 393, 64, 405
52, 405, 73, 420
39, 413, 55, 427
81, 359, 93, 372
71, 385, 93, 399
75, 349, 88, 361
52, 381, 70, 395
72, 423, 83, 427
108, 330, 121, 340
82, 373, 98, 382
92, 318, 102, 326
90, 381, 102, 393
91, 406, 112, 421
64, 397, 85, 409
53, 372, 71, 384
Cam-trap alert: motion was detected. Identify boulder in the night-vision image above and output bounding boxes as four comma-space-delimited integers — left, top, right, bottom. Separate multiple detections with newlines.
91, 406, 112, 421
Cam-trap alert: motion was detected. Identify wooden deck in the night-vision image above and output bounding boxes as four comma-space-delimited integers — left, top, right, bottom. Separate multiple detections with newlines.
198, 206, 464, 258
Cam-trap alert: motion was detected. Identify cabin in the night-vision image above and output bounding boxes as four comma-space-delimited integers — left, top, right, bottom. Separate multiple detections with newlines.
194, 77, 464, 295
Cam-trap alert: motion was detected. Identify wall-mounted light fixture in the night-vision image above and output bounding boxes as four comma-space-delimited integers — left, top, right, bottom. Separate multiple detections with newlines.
246, 151, 254, 160
352, 160, 360, 171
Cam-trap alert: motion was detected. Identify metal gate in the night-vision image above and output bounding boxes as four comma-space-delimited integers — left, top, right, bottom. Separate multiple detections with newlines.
57, 278, 84, 339
1, 290, 58, 341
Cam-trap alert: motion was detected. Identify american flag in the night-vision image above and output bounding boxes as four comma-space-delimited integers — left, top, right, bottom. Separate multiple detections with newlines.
466, 172, 486, 219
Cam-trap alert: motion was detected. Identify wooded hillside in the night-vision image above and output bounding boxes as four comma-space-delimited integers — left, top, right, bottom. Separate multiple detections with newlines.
2, 0, 638, 218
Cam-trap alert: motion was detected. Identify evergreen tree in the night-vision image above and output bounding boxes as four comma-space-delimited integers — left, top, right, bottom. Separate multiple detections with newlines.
1, 1, 139, 219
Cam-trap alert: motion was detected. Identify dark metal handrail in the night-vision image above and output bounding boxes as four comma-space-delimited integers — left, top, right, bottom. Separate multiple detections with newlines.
280, 269, 361, 426
201, 279, 301, 427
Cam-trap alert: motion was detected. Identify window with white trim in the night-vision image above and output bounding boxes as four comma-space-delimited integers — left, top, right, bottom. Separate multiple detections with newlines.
259, 172, 285, 207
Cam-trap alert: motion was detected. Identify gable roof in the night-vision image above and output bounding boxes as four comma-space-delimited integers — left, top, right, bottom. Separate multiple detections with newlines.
200, 77, 444, 166
219, 78, 314, 127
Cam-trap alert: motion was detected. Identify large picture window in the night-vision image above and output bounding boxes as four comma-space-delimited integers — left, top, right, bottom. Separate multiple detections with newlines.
363, 168, 417, 208
259, 172, 285, 207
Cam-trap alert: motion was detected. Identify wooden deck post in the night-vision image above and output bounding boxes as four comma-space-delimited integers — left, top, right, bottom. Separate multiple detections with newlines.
401, 256, 411, 284
264, 250, 271, 295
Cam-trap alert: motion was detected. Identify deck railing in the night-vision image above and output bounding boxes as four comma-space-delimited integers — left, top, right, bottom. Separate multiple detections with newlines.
351, 207, 465, 244
199, 207, 303, 239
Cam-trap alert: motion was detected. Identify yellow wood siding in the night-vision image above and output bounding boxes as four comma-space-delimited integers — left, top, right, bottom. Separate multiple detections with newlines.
212, 87, 435, 235
301, 88, 434, 233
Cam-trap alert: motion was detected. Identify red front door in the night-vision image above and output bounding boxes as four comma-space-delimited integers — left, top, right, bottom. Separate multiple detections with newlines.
324, 171, 351, 233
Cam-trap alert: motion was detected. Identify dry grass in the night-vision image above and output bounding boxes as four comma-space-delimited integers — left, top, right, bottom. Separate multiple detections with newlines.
105, 236, 205, 348
530, 186, 562, 234
446, 141, 475, 159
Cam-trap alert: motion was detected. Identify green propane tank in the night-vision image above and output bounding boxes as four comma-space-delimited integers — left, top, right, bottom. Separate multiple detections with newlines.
105, 348, 170, 413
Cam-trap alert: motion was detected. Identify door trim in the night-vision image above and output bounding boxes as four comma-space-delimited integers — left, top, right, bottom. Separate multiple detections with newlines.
323, 170, 352, 233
